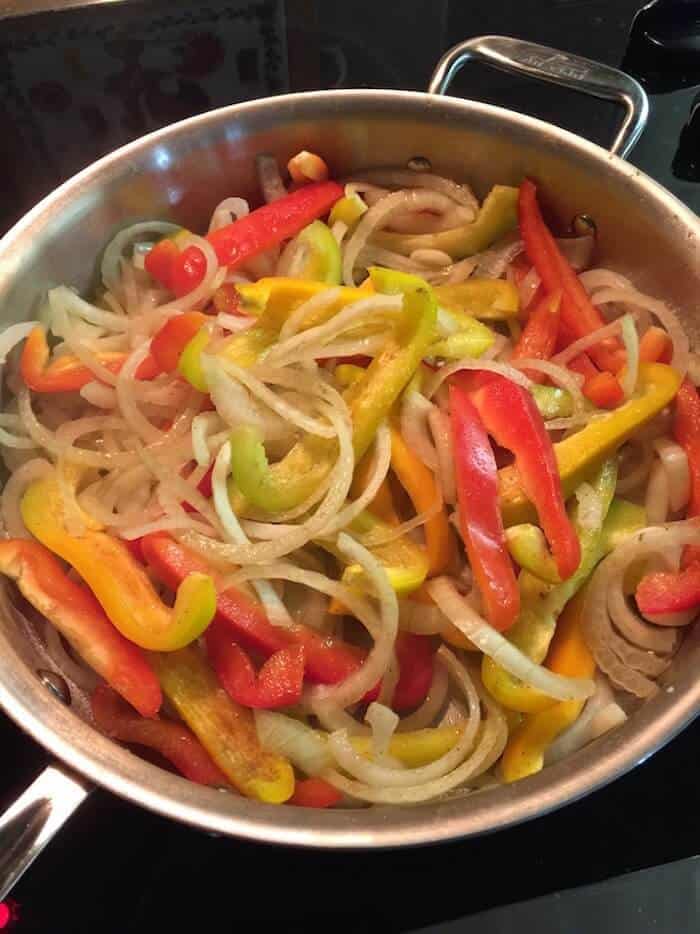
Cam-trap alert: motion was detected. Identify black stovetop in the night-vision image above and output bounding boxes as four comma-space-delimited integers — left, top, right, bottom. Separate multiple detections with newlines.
1, 1, 699, 931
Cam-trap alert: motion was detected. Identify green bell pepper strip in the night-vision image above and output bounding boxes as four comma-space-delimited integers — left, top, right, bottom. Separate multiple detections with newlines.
483, 458, 618, 713
530, 384, 574, 420
373, 185, 519, 259
285, 220, 341, 284
600, 498, 647, 552
229, 267, 437, 514
179, 326, 276, 392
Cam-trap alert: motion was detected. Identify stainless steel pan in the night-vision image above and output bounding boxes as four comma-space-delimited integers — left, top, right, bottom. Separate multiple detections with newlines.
1, 36, 699, 896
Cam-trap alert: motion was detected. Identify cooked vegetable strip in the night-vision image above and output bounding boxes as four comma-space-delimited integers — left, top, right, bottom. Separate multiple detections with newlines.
449, 377, 519, 631
389, 424, 453, 576
0, 539, 161, 717
141, 532, 363, 685
21, 326, 160, 393
511, 291, 561, 381
434, 279, 520, 321
518, 179, 623, 373
472, 374, 580, 580
146, 182, 343, 295
229, 267, 436, 513
91, 684, 225, 785
152, 646, 295, 803
673, 378, 700, 566
498, 364, 682, 526
150, 311, 208, 373
289, 777, 342, 808
501, 587, 596, 781
483, 460, 616, 713
374, 185, 519, 259
205, 622, 305, 709
21, 474, 216, 651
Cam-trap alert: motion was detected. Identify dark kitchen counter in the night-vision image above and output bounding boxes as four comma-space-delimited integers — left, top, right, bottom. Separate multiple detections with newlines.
0, 1, 698, 931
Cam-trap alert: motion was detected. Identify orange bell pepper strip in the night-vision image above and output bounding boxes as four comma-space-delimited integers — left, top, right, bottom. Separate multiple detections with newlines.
150, 311, 208, 373
389, 424, 453, 576
20, 473, 216, 652
152, 645, 295, 803
501, 588, 596, 782
20, 326, 160, 393
582, 370, 625, 409
0, 539, 161, 717
639, 326, 672, 364
518, 178, 624, 373
510, 290, 561, 382
351, 450, 400, 526
289, 777, 342, 808
91, 684, 225, 785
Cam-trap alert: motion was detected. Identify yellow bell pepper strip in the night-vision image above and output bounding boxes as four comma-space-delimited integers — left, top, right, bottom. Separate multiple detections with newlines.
483, 459, 617, 713
327, 509, 429, 597
351, 724, 461, 768
350, 445, 400, 526
283, 220, 342, 283
21, 473, 217, 652
429, 311, 495, 360
329, 192, 368, 227
498, 363, 682, 527
237, 277, 366, 331
433, 279, 520, 322
373, 184, 519, 259
152, 645, 295, 803
178, 325, 275, 392
506, 524, 560, 584
530, 384, 574, 420
501, 587, 596, 782
0, 539, 162, 718
229, 268, 437, 514
21, 326, 160, 393
389, 423, 453, 576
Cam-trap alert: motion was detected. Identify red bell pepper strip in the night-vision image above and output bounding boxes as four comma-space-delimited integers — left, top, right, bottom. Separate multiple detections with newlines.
146, 182, 343, 295
0, 539, 161, 717
91, 684, 226, 785
636, 563, 700, 616
141, 533, 434, 709
171, 245, 208, 298
289, 776, 342, 808
20, 326, 160, 393
391, 633, 435, 710
144, 238, 179, 291
141, 532, 362, 684
471, 374, 581, 581
518, 179, 624, 373
568, 352, 598, 382
213, 283, 244, 315
582, 370, 625, 409
150, 311, 208, 373
674, 378, 700, 567
449, 378, 520, 631
510, 290, 561, 382
205, 620, 305, 708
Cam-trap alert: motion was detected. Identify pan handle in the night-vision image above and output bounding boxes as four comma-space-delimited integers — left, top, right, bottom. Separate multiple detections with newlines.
0, 763, 91, 901
427, 35, 649, 159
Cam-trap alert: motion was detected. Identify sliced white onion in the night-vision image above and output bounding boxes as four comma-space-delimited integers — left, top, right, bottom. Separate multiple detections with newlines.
397, 660, 450, 732
400, 391, 437, 471
424, 357, 532, 400
0, 323, 37, 365
101, 221, 179, 295
255, 710, 331, 776
619, 314, 639, 398
207, 197, 249, 233
653, 439, 690, 514
645, 459, 670, 525
429, 577, 596, 702
365, 702, 401, 765
428, 407, 456, 505
256, 153, 286, 203
551, 316, 626, 367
